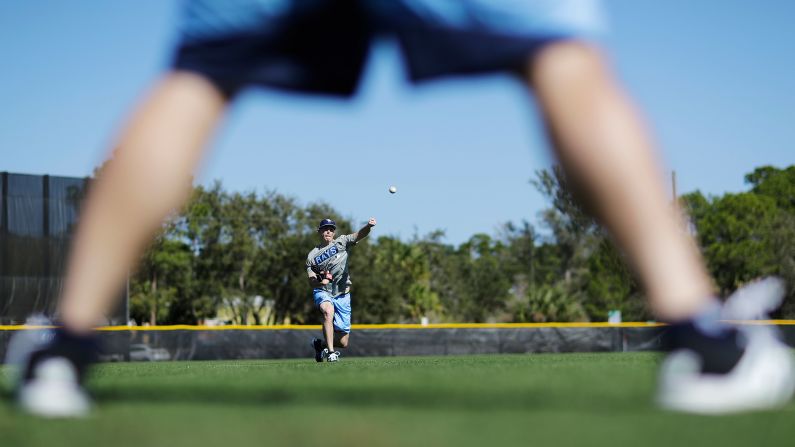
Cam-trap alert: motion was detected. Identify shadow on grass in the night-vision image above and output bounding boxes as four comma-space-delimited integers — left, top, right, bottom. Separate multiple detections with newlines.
90, 381, 654, 414
0, 388, 13, 401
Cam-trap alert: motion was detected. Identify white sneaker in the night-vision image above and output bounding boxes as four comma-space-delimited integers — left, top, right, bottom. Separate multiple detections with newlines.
18, 358, 91, 418
657, 278, 795, 414
326, 351, 341, 362
6, 319, 96, 418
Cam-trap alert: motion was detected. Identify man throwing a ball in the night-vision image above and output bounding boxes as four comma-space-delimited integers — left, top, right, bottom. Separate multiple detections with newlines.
307, 217, 375, 362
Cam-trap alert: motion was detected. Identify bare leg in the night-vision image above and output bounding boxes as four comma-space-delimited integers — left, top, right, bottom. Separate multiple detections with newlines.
318, 331, 348, 350
335, 332, 349, 348
527, 42, 713, 321
60, 72, 228, 331
320, 302, 336, 352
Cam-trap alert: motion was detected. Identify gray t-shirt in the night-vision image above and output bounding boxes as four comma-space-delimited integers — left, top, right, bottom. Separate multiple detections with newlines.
306, 234, 357, 297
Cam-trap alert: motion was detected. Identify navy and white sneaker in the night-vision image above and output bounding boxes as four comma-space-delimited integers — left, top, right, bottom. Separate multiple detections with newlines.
6, 320, 98, 418
657, 278, 795, 414
311, 338, 325, 363
326, 351, 341, 363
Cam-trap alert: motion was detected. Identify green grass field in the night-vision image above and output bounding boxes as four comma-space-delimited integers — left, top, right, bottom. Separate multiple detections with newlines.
2, 353, 794, 447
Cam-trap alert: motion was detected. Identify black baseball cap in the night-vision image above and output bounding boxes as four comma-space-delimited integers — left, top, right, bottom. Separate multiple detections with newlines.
318, 219, 336, 231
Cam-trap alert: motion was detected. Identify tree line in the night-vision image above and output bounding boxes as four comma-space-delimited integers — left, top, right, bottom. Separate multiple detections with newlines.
128, 165, 795, 325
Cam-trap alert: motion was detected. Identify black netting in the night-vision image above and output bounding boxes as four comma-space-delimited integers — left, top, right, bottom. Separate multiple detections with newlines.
0, 327, 667, 362
7, 174, 43, 237
48, 176, 86, 237
1, 325, 791, 363
0, 172, 127, 325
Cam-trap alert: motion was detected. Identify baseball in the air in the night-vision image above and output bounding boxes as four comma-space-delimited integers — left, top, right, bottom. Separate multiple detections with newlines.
388, 186, 397, 194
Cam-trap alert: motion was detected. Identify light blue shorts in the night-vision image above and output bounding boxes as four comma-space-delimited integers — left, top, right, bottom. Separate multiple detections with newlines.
313, 290, 351, 334
175, 0, 605, 96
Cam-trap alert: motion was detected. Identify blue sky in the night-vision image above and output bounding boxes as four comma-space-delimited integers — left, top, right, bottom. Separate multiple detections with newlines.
1, 1, 794, 244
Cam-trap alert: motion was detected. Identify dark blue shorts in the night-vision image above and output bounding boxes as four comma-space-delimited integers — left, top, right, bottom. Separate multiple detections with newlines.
174, 0, 604, 97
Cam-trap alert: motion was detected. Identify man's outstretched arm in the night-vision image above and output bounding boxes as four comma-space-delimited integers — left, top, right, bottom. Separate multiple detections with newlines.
353, 217, 377, 243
